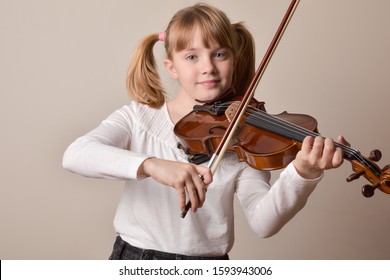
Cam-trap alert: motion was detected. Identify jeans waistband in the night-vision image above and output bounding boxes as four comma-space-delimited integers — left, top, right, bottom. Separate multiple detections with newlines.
109, 236, 229, 260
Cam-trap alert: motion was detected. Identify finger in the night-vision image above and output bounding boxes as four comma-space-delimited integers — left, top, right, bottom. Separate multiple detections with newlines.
337, 134, 350, 147
332, 145, 344, 168
195, 166, 213, 185
301, 136, 314, 154
310, 136, 325, 159
327, 135, 345, 168
321, 137, 336, 167
184, 182, 200, 212
175, 186, 187, 212
192, 176, 205, 207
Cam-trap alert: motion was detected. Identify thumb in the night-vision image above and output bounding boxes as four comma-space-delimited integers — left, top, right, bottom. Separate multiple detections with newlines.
196, 165, 213, 185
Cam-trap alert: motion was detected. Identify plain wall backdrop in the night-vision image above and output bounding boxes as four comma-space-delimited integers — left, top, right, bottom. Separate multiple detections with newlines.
1, 0, 389, 259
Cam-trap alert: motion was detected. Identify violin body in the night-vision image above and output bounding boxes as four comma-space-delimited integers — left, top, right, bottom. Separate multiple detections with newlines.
174, 97, 317, 170
234, 110, 316, 170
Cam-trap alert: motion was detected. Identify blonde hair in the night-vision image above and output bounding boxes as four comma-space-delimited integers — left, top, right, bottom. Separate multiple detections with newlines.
126, 3, 256, 108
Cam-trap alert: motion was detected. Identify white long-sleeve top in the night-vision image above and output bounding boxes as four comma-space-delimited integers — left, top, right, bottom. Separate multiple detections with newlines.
63, 101, 322, 256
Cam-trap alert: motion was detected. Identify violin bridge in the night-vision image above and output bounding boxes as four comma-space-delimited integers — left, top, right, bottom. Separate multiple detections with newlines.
225, 101, 241, 122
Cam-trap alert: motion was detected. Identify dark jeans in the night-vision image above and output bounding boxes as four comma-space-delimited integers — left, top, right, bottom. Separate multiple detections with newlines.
109, 236, 229, 260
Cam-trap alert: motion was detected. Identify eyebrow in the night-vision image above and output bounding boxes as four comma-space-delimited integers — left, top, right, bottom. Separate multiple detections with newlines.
182, 46, 225, 52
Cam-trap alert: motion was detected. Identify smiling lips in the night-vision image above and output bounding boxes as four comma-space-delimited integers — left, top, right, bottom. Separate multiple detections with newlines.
198, 79, 220, 88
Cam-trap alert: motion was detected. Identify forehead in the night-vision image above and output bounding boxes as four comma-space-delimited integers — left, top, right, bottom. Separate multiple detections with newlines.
184, 26, 219, 49
170, 23, 224, 52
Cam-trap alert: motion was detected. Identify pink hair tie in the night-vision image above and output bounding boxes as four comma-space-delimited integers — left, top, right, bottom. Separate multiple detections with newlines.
159, 31, 166, 42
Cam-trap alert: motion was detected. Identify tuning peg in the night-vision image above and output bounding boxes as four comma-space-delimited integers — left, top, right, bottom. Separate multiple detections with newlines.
362, 184, 379, 198
368, 149, 382, 162
346, 170, 365, 182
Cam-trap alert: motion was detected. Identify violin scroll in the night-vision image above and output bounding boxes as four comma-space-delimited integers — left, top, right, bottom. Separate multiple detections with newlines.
347, 149, 390, 197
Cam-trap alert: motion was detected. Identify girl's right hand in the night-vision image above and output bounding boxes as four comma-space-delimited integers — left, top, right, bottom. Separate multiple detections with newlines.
138, 158, 213, 213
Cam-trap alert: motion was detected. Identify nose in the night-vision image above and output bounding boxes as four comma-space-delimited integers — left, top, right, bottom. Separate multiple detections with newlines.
201, 56, 216, 75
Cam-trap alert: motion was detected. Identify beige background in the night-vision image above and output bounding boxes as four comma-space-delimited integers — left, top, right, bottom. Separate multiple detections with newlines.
1, 0, 389, 259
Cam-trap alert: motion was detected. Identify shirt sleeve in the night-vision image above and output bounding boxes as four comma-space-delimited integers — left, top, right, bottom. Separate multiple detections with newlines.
62, 106, 150, 180
235, 162, 323, 237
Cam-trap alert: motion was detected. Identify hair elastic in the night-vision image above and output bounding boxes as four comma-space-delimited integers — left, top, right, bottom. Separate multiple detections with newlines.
158, 31, 166, 42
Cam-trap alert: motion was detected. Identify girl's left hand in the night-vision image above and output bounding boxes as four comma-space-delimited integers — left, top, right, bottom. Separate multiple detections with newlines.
293, 135, 349, 179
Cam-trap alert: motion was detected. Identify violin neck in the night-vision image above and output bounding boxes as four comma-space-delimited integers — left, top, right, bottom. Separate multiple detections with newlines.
246, 112, 361, 161
245, 112, 382, 177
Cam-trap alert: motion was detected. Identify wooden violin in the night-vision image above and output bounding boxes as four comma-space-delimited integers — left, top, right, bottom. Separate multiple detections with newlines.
175, 93, 390, 198
175, 0, 389, 218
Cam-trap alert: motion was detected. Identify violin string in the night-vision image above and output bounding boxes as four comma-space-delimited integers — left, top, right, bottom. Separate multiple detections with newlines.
218, 101, 354, 160
219, 102, 320, 141
217, 102, 381, 176
248, 107, 381, 176
245, 106, 381, 176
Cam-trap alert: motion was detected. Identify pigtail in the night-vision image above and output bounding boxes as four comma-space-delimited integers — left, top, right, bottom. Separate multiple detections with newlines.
126, 34, 166, 109
232, 22, 256, 96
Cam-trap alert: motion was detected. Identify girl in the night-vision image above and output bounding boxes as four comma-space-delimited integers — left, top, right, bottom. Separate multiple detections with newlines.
63, 3, 346, 260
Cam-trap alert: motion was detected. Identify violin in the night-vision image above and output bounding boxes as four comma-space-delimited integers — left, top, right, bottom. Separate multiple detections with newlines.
175, 91, 317, 171
174, 0, 390, 218
175, 92, 390, 197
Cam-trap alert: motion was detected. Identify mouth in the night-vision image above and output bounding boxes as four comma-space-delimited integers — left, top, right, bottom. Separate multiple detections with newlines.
198, 79, 220, 88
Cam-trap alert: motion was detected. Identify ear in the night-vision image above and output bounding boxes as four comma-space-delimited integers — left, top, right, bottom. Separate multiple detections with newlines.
164, 59, 179, 80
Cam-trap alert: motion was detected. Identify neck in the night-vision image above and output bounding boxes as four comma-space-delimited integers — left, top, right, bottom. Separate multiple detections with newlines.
167, 95, 200, 124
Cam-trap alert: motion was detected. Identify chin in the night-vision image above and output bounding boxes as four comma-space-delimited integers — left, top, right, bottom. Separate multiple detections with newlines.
196, 90, 225, 103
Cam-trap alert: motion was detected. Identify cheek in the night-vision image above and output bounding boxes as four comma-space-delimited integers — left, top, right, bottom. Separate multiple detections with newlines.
225, 65, 235, 84
225, 60, 235, 76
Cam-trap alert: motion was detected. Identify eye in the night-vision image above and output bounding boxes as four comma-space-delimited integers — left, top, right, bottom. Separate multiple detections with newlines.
214, 52, 226, 59
214, 49, 231, 60
186, 54, 198, 61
